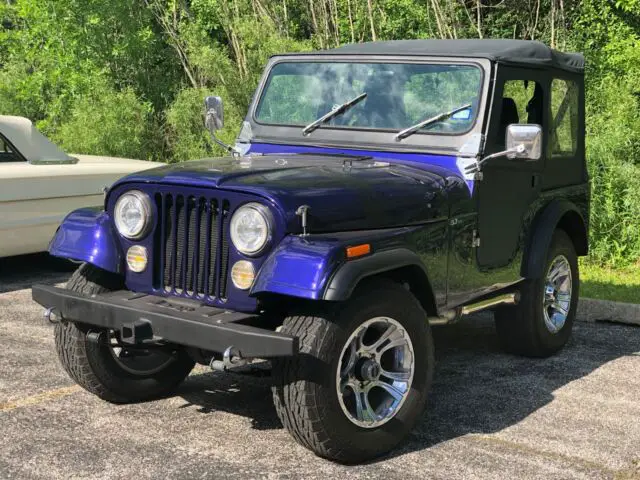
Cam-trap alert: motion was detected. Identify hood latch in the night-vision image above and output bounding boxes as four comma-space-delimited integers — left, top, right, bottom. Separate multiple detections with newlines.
296, 205, 311, 236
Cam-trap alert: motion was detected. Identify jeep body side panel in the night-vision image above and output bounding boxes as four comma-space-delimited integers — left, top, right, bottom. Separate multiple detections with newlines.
49, 207, 124, 273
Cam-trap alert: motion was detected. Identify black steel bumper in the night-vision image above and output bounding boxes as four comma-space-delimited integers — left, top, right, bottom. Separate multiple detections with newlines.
32, 285, 298, 358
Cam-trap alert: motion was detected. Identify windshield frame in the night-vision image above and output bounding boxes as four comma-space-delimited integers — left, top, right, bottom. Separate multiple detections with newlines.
245, 55, 492, 154
254, 59, 484, 137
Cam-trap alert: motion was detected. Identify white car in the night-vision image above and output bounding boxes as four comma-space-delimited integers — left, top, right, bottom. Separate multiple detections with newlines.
0, 115, 159, 258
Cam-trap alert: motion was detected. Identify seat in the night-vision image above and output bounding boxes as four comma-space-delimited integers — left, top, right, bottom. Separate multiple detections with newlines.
526, 83, 544, 125
498, 97, 520, 145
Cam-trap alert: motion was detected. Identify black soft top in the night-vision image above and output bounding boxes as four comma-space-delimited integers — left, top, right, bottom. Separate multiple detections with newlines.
290, 39, 584, 73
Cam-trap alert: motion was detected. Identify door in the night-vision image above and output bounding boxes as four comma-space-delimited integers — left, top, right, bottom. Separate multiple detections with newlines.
476, 68, 548, 274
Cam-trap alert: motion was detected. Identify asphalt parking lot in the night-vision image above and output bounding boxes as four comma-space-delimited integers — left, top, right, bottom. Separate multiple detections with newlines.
1, 254, 639, 479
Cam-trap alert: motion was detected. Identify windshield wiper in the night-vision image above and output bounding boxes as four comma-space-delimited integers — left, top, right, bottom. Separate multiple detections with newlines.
302, 93, 367, 136
394, 103, 472, 141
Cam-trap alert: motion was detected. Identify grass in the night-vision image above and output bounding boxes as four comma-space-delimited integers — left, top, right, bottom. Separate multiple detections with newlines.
580, 261, 640, 304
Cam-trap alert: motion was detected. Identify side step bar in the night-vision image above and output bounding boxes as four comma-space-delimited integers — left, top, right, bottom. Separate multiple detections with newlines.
460, 292, 520, 315
429, 292, 520, 326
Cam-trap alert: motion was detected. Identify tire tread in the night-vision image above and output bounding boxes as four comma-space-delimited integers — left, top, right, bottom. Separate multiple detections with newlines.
55, 263, 194, 404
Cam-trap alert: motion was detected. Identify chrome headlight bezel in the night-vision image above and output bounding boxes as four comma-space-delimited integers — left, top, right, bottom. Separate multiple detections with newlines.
229, 203, 273, 256
113, 190, 152, 240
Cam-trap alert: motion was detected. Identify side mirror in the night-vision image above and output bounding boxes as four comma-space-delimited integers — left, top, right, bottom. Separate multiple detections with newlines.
204, 96, 224, 133
505, 124, 542, 161
203, 95, 240, 156
466, 123, 544, 177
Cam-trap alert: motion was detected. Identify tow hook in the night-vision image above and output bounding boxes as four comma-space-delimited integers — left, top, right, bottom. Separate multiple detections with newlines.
43, 307, 61, 324
210, 346, 249, 372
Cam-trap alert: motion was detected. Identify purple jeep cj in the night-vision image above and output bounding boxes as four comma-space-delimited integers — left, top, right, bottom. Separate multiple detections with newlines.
33, 39, 588, 463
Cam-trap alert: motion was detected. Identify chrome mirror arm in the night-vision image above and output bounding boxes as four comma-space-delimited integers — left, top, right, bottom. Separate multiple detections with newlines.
209, 132, 241, 157
464, 144, 525, 175
205, 110, 241, 158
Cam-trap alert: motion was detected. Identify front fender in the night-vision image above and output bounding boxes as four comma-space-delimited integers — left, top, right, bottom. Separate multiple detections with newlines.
251, 235, 345, 300
49, 207, 124, 274
252, 229, 435, 304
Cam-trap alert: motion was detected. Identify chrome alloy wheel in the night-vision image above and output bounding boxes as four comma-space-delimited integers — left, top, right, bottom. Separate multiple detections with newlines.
336, 317, 415, 428
543, 255, 573, 334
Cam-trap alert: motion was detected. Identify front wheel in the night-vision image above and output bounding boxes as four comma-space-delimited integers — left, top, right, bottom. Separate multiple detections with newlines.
55, 263, 195, 403
495, 230, 579, 357
271, 280, 434, 463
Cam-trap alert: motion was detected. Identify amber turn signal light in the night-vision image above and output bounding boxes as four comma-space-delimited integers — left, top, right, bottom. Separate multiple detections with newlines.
346, 244, 371, 259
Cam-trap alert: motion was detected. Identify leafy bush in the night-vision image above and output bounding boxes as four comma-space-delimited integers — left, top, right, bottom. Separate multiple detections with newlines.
165, 86, 246, 162
53, 82, 159, 160
2, 0, 640, 267
586, 76, 640, 266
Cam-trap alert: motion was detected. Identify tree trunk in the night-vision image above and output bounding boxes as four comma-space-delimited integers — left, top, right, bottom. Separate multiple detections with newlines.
366, 0, 376, 41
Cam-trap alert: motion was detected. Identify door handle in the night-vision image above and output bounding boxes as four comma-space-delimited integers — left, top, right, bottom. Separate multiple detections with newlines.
531, 174, 540, 188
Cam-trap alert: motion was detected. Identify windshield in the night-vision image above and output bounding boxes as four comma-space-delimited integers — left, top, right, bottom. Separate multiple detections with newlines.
255, 62, 482, 135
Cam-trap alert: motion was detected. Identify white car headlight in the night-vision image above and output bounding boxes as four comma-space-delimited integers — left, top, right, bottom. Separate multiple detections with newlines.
114, 190, 152, 239
230, 203, 272, 256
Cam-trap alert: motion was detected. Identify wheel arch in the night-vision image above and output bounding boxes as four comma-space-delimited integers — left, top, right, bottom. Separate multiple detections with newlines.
556, 209, 588, 257
522, 199, 588, 279
323, 248, 438, 317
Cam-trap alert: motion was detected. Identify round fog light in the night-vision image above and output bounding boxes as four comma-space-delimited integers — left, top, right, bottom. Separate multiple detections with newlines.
231, 261, 255, 290
126, 245, 148, 273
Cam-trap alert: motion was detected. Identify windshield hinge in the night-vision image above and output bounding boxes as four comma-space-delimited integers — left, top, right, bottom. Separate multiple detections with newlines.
474, 171, 484, 181
472, 230, 481, 248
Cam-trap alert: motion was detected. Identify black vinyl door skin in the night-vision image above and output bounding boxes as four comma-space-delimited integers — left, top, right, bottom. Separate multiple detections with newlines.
476, 69, 547, 271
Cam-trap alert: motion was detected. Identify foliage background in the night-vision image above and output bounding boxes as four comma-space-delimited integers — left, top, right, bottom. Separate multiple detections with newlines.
1, 0, 639, 266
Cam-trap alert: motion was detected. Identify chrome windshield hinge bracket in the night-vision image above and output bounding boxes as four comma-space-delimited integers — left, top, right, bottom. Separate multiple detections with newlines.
473, 171, 484, 181
472, 230, 481, 248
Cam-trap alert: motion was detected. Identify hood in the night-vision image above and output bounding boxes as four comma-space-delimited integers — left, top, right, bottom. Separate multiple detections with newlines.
114, 153, 473, 232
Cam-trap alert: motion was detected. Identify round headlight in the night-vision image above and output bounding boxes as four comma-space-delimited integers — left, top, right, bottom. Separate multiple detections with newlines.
229, 203, 272, 256
114, 191, 152, 239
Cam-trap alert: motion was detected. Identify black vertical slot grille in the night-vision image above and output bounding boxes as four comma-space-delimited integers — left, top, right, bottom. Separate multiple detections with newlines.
207, 199, 219, 297
219, 200, 231, 299
154, 192, 229, 300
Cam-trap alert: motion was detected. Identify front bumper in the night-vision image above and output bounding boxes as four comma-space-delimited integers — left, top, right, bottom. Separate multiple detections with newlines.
32, 285, 298, 358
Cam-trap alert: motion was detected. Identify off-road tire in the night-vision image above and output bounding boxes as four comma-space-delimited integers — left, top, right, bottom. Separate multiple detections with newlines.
271, 280, 434, 464
495, 230, 579, 357
54, 263, 195, 403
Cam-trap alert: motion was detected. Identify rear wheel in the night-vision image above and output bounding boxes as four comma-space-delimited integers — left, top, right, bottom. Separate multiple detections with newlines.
495, 230, 579, 357
271, 280, 434, 463
55, 263, 195, 403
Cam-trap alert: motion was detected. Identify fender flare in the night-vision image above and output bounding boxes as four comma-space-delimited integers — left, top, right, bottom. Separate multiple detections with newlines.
521, 199, 588, 279
48, 208, 124, 274
323, 248, 430, 301
252, 237, 435, 311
